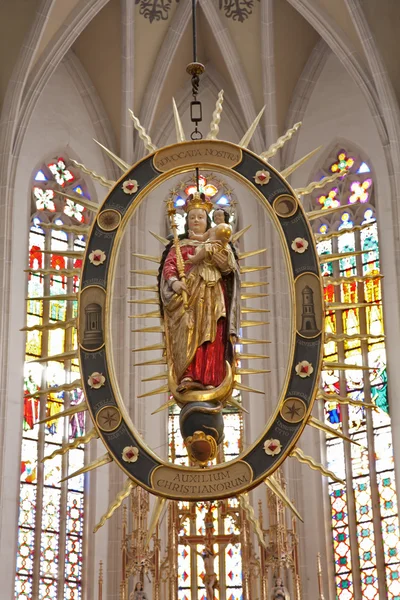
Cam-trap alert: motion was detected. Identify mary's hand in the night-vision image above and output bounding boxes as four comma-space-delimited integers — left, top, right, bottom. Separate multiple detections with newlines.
172, 280, 188, 295
212, 252, 230, 273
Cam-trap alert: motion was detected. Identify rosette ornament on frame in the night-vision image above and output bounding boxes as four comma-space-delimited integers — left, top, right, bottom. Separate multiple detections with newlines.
35, 96, 359, 531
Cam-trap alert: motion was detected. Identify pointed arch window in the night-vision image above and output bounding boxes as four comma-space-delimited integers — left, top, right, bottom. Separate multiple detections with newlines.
166, 175, 243, 598
16, 157, 90, 600
313, 149, 400, 600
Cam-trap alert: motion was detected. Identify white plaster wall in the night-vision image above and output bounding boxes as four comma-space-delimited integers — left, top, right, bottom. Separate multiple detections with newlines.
288, 51, 400, 600
0, 61, 114, 599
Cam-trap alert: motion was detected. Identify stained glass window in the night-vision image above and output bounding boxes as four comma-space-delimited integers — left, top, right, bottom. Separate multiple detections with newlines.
330, 150, 355, 174
16, 157, 89, 600
314, 150, 400, 600
314, 151, 372, 211
169, 403, 243, 597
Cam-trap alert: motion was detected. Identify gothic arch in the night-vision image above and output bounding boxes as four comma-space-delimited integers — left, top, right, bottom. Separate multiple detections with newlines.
63, 51, 119, 182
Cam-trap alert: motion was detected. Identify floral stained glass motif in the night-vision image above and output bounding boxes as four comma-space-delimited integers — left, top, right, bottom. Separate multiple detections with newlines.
34, 187, 56, 211
318, 188, 340, 210
64, 200, 85, 223
314, 152, 372, 212
349, 179, 372, 205
330, 151, 355, 174
48, 158, 75, 187
16, 161, 88, 600
314, 154, 400, 600
32, 157, 89, 225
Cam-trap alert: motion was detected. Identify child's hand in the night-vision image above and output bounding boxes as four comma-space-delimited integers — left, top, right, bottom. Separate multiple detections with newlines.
188, 230, 195, 239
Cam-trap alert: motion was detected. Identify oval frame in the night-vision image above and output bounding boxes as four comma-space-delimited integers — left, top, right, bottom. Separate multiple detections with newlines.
78, 140, 324, 500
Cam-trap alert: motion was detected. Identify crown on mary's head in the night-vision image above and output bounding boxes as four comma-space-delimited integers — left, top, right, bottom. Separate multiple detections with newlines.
184, 191, 213, 214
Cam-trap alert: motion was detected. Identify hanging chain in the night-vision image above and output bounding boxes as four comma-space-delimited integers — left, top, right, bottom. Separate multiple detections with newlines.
187, 0, 205, 141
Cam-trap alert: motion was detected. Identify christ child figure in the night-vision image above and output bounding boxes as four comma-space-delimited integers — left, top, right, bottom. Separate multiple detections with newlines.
188, 222, 234, 286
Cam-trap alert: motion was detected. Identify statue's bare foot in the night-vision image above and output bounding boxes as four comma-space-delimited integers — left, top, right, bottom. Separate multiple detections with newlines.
176, 378, 205, 393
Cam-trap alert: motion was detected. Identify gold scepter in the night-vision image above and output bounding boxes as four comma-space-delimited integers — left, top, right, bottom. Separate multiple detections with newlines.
166, 197, 188, 309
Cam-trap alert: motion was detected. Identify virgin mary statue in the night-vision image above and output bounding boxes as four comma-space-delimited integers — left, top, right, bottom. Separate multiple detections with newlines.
159, 192, 240, 394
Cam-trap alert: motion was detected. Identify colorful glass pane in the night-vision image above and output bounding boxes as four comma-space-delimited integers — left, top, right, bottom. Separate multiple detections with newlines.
319, 224, 329, 234
317, 167, 400, 600
72, 185, 88, 198
363, 209, 375, 224
349, 179, 372, 204
184, 175, 207, 197
48, 158, 75, 187
317, 187, 340, 210
330, 151, 354, 174
360, 567, 379, 600
16, 170, 86, 599
225, 543, 242, 587
335, 571, 354, 600
33, 187, 55, 211
35, 170, 48, 182
64, 199, 85, 223
338, 212, 354, 230
204, 184, 218, 197
357, 162, 371, 174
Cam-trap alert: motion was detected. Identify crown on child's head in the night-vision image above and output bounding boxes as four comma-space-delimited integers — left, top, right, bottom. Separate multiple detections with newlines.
184, 191, 213, 214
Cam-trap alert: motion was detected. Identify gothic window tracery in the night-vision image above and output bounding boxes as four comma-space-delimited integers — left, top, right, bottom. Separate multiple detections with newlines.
313, 148, 400, 600
16, 157, 90, 600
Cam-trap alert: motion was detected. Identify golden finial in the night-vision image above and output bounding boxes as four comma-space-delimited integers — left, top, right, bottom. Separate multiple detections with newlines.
93, 478, 135, 533
128, 109, 158, 152
93, 139, 130, 171
70, 159, 114, 188
260, 122, 302, 160
290, 448, 344, 484
172, 98, 186, 143
239, 106, 265, 148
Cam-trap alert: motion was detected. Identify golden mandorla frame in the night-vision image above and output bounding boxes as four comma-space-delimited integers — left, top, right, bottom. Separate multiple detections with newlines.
79, 140, 324, 500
